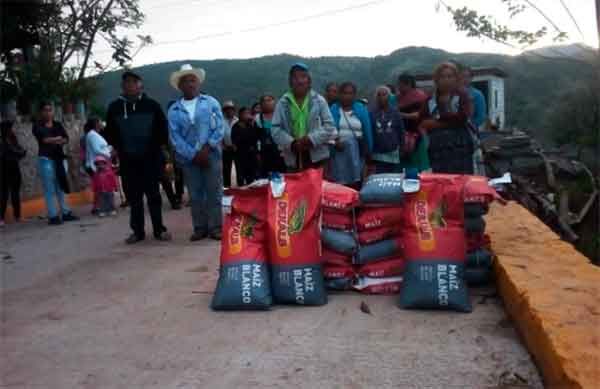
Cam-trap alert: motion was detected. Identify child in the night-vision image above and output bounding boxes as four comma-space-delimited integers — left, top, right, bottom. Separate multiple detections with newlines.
92, 155, 118, 217
231, 107, 260, 186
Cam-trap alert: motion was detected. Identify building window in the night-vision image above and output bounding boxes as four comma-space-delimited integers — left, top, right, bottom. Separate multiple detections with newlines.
494, 90, 499, 110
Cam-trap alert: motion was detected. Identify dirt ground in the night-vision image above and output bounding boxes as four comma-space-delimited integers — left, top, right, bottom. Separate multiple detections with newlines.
1, 203, 543, 389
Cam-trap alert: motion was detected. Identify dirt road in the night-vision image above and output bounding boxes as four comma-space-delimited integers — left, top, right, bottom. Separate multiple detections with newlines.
1, 205, 543, 388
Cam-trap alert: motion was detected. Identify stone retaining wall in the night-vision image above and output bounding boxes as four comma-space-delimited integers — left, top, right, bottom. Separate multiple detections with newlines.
8, 115, 88, 200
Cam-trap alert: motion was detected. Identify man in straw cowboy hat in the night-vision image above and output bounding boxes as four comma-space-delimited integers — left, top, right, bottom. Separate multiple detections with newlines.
104, 70, 172, 244
168, 64, 225, 241
271, 62, 336, 172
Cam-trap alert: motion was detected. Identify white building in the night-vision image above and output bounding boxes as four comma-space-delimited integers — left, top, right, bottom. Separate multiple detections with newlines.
415, 67, 507, 129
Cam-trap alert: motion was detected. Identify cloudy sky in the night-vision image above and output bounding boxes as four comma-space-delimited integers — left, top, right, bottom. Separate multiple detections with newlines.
90, 0, 598, 68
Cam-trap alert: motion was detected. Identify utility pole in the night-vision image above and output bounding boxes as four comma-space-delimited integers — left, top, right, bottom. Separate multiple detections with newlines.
596, 0, 600, 49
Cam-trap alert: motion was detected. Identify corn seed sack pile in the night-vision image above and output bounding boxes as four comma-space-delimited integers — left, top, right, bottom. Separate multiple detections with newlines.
320, 182, 359, 290
353, 175, 406, 294
268, 169, 327, 305
359, 174, 404, 204
212, 184, 272, 310
462, 175, 504, 286
399, 174, 472, 313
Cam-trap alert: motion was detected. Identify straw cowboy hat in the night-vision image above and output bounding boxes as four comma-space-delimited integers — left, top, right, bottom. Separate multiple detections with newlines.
169, 64, 206, 90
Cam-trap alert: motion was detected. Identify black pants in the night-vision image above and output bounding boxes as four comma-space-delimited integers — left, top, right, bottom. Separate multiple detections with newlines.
222, 147, 237, 187
260, 146, 287, 178
121, 159, 166, 238
160, 164, 185, 207
235, 153, 258, 186
1, 164, 21, 220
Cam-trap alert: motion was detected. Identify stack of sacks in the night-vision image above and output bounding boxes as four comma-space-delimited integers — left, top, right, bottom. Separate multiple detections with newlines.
399, 174, 472, 313
462, 176, 504, 285
212, 169, 329, 310
354, 174, 406, 294
320, 182, 360, 290
212, 183, 272, 310
267, 169, 327, 305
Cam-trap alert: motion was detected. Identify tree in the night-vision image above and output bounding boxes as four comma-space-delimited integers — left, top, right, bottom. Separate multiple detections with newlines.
37, 0, 152, 80
438, 0, 599, 54
1, 0, 151, 111
546, 81, 600, 161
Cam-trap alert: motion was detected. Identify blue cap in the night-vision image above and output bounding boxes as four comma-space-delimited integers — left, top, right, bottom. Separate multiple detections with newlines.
290, 62, 309, 73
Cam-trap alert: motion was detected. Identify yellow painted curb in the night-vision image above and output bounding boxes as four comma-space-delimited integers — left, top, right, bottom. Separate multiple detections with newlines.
487, 202, 600, 389
3, 190, 94, 222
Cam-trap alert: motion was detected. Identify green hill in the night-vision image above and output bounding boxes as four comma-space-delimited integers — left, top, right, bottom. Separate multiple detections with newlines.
92, 46, 595, 134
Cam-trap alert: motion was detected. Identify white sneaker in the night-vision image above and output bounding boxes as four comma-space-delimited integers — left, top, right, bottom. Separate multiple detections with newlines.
98, 212, 107, 218
110, 211, 117, 216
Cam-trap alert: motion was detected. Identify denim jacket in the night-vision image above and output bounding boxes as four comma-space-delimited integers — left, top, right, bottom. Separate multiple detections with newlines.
168, 95, 224, 165
271, 90, 336, 169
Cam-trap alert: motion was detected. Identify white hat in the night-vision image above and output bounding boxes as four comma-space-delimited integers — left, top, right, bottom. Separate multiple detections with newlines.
222, 100, 235, 109
169, 64, 206, 90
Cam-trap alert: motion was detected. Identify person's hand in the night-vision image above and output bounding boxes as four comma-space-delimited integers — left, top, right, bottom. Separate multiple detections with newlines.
296, 136, 312, 152
334, 139, 345, 151
193, 146, 210, 167
419, 119, 439, 132
291, 140, 301, 154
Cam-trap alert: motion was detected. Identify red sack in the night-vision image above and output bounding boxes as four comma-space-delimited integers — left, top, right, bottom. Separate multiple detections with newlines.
354, 276, 403, 295
212, 185, 272, 310
321, 249, 352, 266
357, 258, 406, 278
322, 210, 354, 231
356, 206, 404, 231
402, 176, 466, 261
323, 264, 356, 280
268, 169, 327, 305
467, 233, 492, 252
358, 225, 402, 245
322, 181, 360, 212
462, 175, 504, 204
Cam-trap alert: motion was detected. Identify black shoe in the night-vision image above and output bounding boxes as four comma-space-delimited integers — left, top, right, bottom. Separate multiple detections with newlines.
209, 231, 222, 241
154, 231, 172, 241
120, 201, 129, 208
62, 213, 80, 222
48, 217, 63, 226
171, 202, 182, 210
125, 234, 145, 244
190, 231, 208, 242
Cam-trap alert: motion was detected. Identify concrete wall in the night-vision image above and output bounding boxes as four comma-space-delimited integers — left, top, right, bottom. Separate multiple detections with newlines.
489, 77, 506, 128
8, 115, 88, 200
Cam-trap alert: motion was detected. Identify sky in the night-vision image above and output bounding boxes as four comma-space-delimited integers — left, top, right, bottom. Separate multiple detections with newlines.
89, 0, 599, 69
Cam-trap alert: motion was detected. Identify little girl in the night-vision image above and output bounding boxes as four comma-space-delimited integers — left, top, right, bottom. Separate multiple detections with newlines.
92, 155, 118, 217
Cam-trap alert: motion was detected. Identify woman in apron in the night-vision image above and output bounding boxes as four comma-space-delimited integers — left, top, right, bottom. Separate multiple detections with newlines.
419, 63, 475, 174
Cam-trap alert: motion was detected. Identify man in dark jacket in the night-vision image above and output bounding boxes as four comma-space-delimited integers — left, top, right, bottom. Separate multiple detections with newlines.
104, 71, 171, 244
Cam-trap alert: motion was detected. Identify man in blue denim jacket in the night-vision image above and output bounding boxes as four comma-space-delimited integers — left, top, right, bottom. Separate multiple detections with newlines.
168, 64, 225, 241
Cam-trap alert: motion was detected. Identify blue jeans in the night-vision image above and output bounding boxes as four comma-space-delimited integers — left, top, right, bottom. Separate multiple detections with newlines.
183, 150, 223, 234
38, 157, 71, 218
